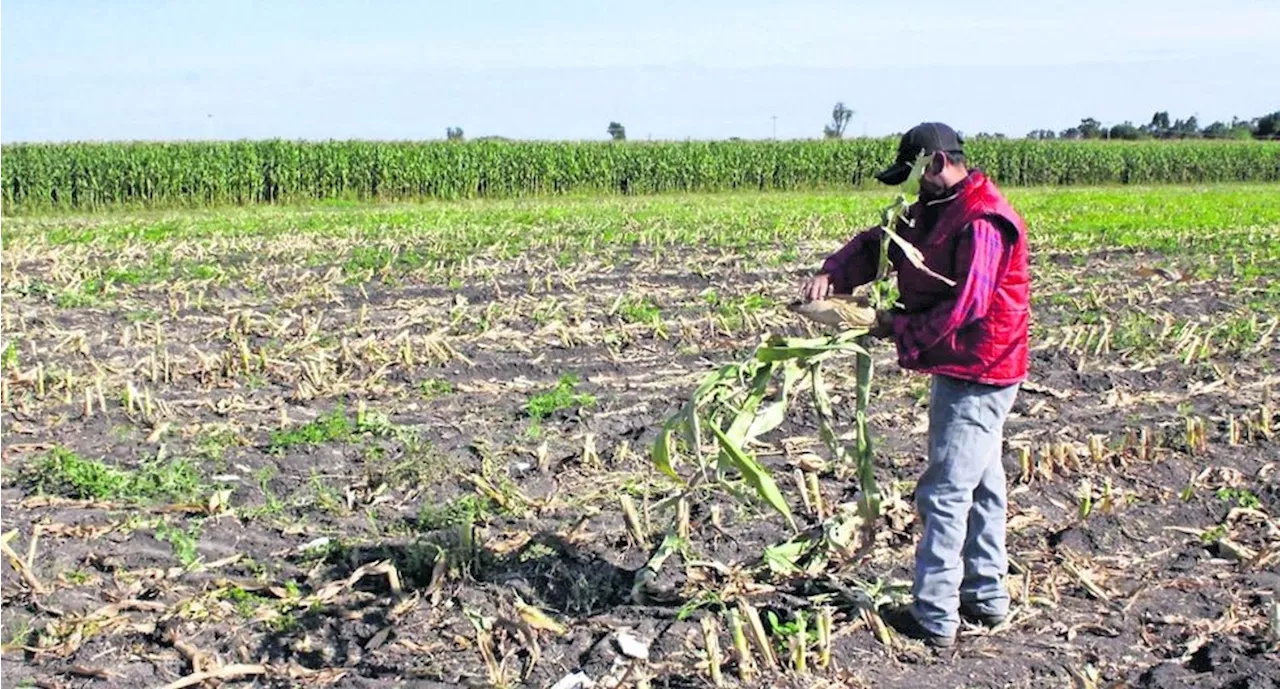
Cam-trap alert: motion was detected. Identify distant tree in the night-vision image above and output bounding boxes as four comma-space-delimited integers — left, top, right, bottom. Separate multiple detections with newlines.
1172, 116, 1200, 138
1200, 119, 1254, 139
1255, 111, 1280, 138
822, 102, 854, 139
446, 126, 465, 141
1077, 118, 1104, 139
1227, 116, 1256, 139
1200, 121, 1231, 139
1027, 129, 1057, 140
1146, 111, 1172, 138
1107, 122, 1145, 140
607, 121, 626, 141
1059, 126, 1083, 140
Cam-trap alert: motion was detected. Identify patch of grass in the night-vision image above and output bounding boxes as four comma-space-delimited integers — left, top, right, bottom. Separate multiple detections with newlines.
615, 296, 662, 325
1, 614, 34, 653
354, 405, 408, 439
418, 494, 486, 531
61, 569, 92, 585
341, 246, 425, 277
155, 520, 202, 567
419, 377, 455, 401
263, 611, 302, 633
194, 427, 239, 468
22, 447, 205, 503
104, 266, 151, 286
55, 287, 100, 309
374, 438, 447, 490
1, 341, 19, 371
186, 263, 222, 280
269, 407, 353, 454
220, 581, 303, 632
1201, 524, 1228, 544
247, 465, 286, 518
309, 472, 345, 515
224, 585, 271, 618
518, 541, 557, 563
524, 374, 597, 420
1216, 487, 1261, 510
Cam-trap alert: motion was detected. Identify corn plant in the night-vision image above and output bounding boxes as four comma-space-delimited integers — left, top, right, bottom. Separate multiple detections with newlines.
646, 155, 936, 580
5, 140, 1278, 214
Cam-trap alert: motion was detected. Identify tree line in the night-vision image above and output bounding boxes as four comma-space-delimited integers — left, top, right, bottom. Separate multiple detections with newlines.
1026, 111, 1280, 141
441, 107, 1279, 142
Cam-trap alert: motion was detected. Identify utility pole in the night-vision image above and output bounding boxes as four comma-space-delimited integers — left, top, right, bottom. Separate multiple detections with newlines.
771, 115, 777, 140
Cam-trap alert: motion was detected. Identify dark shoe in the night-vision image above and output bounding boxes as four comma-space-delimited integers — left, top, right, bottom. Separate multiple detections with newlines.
881, 606, 956, 648
960, 603, 1006, 628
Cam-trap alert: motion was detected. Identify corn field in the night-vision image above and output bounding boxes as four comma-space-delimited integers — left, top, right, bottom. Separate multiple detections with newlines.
3, 139, 1278, 214
2, 177, 1278, 686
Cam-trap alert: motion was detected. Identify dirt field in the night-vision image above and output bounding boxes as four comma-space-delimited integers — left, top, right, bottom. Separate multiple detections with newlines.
2, 187, 1278, 688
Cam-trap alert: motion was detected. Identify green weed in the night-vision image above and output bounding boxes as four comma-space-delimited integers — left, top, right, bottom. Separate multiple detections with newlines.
22, 447, 204, 503
524, 374, 596, 420
1, 615, 33, 653
1, 341, 18, 371
615, 296, 662, 325
269, 407, 353, 453
155, 520, 202, 567
1216, 487, 1262, 510
419, 378, 455, 400
309, 472, 345, 515
418, 495, 486, 531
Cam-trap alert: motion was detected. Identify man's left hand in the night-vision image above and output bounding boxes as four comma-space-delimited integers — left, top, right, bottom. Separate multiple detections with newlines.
868, 310, 896, 339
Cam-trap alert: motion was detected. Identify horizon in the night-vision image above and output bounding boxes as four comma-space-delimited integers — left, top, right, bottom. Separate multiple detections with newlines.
3, 0, 1279, 143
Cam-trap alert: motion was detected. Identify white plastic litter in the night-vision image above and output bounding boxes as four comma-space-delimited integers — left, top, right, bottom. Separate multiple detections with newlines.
614, 628, 651, 660
549, 670, 595, 689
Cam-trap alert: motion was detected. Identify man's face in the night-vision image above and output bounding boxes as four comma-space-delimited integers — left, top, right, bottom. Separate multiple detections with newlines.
917, 152, 949, 201
919, 170, 946, 200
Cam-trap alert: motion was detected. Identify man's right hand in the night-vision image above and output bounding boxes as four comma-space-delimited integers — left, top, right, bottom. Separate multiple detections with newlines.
802, 272, 832, 302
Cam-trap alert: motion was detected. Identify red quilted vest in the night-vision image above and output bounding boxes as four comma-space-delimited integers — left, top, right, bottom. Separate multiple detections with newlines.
891, 171, 1030, 385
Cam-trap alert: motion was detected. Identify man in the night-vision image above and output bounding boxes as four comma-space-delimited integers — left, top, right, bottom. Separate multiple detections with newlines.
802, 122, 1030, 648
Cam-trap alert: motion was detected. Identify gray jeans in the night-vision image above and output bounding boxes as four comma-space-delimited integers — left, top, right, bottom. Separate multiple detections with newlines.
911, 374, 1019, 637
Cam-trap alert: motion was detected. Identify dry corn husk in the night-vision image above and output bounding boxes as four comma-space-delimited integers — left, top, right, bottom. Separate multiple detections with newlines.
788, 295, 877, 329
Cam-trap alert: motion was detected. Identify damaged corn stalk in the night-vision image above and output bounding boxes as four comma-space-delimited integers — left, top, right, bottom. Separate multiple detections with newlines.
644, 154, 937, 582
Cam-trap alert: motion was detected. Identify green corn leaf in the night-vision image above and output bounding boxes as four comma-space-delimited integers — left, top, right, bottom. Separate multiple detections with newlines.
652, 424, 679, 480
744, 361, 803, 442
901, 150, 929, 196
852, 340, 881, 523
809, 364, 844, 460
726, 363, 776, 446
854, 348, 873, 417
756, 341, 866, 362
763, 333, 847, 349
745, 401, 787, 443
876, 152, 956, 288
709, 422, 796, 530
763, 538, 811, 575
692, 363, 741, 403
855, 410, 880, 521
687, 407, 705, 466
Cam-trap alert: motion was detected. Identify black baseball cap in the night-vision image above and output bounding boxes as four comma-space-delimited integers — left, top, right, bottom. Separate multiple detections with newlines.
874, 122, 965, 185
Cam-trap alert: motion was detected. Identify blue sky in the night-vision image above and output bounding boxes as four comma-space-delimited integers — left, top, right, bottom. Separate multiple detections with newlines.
3, 0, 1278, 142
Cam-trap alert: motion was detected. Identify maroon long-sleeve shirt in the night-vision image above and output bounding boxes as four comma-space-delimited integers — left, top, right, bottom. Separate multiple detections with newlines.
820, 179, 1011, 369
